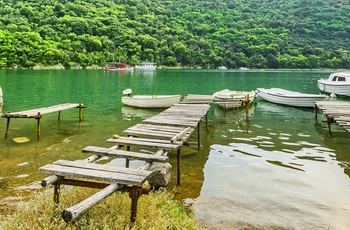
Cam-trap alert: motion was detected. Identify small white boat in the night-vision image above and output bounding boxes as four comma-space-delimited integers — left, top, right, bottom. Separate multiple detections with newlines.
317, 72, 350, 97
213, 89, 256, 109
218, 66, 227, 70
135, 62, 157, 70
256, 88, 327, 107
121, 89, 181, 108
239, 67, 249, 70
104, 62, 134, 71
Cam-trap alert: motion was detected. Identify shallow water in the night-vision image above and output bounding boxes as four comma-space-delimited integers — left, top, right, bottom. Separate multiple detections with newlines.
0, 69, 349, 228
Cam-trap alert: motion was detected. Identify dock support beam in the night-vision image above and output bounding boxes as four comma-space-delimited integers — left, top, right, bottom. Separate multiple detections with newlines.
4, 117, 10, 138
177, 148, 181, 186
35, 112, 42, 139
245, 94, 250, 122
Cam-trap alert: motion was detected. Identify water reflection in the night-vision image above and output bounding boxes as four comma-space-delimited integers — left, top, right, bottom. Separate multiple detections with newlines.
194, 100, 350, 229
121, 106, 161, 120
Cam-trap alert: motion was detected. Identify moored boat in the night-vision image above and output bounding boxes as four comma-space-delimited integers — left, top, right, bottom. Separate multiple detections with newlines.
213, 89, 256, 109
104, 62, 134, 71
121, 89, 181, 108
256, 88, 327, 107
218, 66, 227, 70
135, 62, 157, 70
317, 72, 350, 97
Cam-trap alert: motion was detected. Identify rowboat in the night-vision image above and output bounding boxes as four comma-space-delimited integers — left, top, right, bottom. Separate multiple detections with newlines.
135, 62, 157, 70
104, 62, 134, 71
121, 89, 181, 108
213, 89, 256, 109
256, 88, 327, 107
317, 72, 350, 97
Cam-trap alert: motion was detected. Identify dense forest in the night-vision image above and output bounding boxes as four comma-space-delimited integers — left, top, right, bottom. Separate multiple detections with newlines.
0, 0, 349, 69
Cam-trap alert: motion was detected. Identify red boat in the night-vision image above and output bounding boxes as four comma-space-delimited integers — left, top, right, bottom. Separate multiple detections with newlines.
104, 62, 134, 71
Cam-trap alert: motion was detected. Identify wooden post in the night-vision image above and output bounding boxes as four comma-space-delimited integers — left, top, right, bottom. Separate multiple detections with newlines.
205, 112, 209, 131
36, 112, 41, 139
177, 149, 181, 186
197, 123, 201, 149
79, 103, 82, 122
314, 103, 318, 120
58, 111, 61, 122
327, 115, 332, 134
4, 117, 10, 138
54, 182, 61, 206
245, 94, 250, 121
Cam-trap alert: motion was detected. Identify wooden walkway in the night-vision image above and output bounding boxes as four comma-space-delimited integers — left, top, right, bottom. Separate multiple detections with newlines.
314, 100, 350, 133
1, 103, 87, 138
39, 97, 213, 224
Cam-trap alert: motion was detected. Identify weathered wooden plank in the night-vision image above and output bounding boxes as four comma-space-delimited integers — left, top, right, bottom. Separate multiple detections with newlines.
142, 118, 199, 127
131, 124, 187, 131
39, 162, 150, 185
61, 182, 122, 223
171, 127, 191, 143
106, 137, 183, 150
123, 129, 190, 139
2, 103, 84, 118
149, 115, 201, 121
53, 160, 151, 176
82, 146, 168, 163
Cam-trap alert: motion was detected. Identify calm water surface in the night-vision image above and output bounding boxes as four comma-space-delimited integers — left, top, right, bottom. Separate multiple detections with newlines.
0, 69, 350, 229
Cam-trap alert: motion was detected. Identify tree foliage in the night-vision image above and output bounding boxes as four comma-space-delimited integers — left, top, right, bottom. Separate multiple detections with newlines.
0, 0, 349, 69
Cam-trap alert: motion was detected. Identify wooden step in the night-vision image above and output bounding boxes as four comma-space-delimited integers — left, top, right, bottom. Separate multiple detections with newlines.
39, 160, 152, 186
82, 146, 168, 163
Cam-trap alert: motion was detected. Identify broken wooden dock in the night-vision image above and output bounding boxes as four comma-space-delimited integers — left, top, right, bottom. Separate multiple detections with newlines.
39, 97, 214, 225
314, 100, 350, 133
1, 103, 87, 138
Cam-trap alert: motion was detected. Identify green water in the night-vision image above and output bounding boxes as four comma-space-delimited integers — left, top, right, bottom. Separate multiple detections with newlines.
0, 69, 349, 228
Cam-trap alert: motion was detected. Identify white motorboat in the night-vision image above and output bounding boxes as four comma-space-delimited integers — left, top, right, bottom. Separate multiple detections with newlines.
256, 88, 327, 107
213, 89, 256, 109
317, 72, 350, 96
135, 62, 157, 70
218, 66, 227, 70
121, 89, 181, 108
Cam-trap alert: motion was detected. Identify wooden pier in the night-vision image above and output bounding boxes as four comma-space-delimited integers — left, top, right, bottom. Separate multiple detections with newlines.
1, 103, 87, 139
38, 97, 213, 225
314, 100, 350, 133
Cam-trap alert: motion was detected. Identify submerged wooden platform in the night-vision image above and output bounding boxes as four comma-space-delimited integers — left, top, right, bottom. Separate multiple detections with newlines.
1, 103, 87, 138
314, 100, 350, 133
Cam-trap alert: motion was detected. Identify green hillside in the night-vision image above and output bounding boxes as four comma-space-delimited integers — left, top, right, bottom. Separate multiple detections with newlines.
0, 0, 349, 69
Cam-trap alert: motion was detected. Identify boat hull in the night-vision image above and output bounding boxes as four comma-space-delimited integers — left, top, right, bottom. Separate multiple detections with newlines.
256, 88, 326, 107
104, 67, 134, 71
317, 80, 350, 97
122, 95, 181, 108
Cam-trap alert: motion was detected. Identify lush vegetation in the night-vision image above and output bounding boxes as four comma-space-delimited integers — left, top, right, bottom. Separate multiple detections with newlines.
0, 187, 201, 229
0, 0, 349, 69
